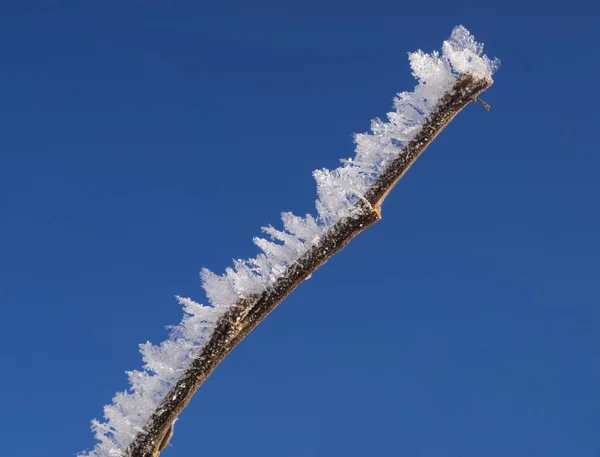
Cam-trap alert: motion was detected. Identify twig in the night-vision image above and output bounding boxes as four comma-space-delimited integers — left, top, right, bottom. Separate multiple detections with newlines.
473, 97, 491, 111
126, 73, 493, 457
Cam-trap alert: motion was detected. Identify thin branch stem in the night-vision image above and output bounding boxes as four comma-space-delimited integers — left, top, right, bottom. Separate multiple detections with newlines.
126, 73, 493, 457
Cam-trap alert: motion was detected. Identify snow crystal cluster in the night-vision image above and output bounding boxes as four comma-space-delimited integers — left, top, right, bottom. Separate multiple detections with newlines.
79, 25, 498, 457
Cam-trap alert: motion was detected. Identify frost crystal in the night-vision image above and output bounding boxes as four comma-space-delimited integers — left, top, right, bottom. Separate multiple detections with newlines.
78, 25, 497, 457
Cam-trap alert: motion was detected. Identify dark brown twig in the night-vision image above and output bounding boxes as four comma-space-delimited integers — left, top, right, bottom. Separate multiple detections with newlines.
126, 73, 493, 457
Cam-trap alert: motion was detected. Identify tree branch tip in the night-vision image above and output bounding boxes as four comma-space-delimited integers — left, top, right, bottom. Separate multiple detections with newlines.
472, 97, 491, 112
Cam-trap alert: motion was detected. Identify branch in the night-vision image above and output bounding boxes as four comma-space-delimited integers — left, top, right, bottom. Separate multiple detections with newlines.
126, 73, 492, 457
78, 25, 500, 457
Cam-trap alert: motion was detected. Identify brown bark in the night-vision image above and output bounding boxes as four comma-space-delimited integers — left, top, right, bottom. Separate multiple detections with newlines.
126, 74, 493, 457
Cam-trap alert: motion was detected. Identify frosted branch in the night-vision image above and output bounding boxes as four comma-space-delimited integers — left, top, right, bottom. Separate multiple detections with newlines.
78, 25, 498, 457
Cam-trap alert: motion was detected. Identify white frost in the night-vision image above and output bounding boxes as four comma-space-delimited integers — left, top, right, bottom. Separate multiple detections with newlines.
78, 25, 497, 457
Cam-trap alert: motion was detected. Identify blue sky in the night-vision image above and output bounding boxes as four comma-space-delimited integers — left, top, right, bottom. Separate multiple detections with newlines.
1, 2, 599, 457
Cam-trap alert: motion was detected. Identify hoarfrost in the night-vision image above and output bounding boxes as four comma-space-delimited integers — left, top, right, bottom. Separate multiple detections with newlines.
79, 25, 497, 457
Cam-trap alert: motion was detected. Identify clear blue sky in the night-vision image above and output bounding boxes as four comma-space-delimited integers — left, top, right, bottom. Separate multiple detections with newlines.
1, 2, 598, 457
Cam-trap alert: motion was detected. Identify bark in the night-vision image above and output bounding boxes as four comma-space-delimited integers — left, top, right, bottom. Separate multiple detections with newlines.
126, 73, 493, 457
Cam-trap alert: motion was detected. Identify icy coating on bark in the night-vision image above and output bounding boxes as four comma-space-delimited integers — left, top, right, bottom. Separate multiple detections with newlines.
79, 25, 498, 457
